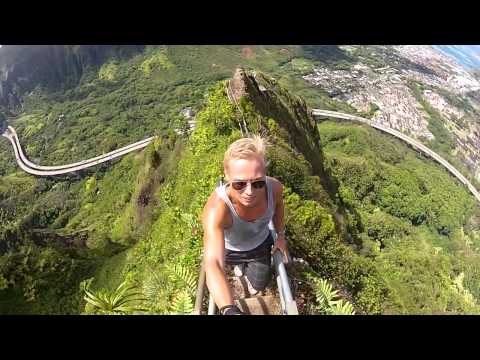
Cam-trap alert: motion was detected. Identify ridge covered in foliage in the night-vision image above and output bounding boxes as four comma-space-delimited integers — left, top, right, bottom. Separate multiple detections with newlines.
1, 46, 480, 314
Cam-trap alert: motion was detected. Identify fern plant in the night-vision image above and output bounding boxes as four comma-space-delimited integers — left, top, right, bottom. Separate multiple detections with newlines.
142, 266, 176, 313
82, 279, 147, 315
329, 300, 355, 315
140, 264, 198, 314
144, 270, 169, 301
170, 289, 194, 315
168, 263, 197, 297
167, 264, 197, 314
310, 277, 355, 315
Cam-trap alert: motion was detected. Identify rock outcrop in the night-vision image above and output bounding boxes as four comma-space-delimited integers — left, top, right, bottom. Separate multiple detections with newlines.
231, 68, 332, 195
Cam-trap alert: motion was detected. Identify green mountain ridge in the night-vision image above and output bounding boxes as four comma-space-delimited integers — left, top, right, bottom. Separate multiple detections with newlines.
0, 45, 145, 111
1, 46, 479, 314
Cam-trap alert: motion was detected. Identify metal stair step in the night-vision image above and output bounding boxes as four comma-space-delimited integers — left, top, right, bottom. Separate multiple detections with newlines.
228, 276, 276, 300
235, 295, 281, 315
227, 275, 281, 315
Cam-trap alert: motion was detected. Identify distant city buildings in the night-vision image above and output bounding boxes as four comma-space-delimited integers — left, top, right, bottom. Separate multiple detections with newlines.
304, 45, 480, 181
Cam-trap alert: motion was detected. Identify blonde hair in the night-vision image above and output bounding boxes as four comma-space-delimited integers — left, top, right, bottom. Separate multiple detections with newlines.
224, 135, 269, 170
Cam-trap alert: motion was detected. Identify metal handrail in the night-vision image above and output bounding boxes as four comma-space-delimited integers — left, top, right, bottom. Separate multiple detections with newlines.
207, 293, 217, 315
271, 230, 298, 315
193, 260, 206, 315
193, 257, 218, 315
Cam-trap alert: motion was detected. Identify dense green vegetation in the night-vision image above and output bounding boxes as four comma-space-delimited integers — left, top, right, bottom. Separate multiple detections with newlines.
319, 120, 480, 314
1, 46, 352, 168
80, 75, 382, 314
1, 45, 480, 315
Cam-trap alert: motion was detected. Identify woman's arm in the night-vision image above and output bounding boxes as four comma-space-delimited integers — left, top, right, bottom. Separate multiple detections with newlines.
271, 178, 289, 263
202, 194, 234, 309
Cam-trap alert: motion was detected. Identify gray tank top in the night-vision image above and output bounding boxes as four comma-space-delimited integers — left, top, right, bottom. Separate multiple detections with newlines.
215, 176, 275, 252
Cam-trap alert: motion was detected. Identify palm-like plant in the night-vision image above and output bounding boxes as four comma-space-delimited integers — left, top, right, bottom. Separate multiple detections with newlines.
312, 277, 355, 315
82, 280, 147, 315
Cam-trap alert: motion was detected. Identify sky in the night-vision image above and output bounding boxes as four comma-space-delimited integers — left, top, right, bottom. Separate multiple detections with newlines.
433, 45, 480, 70
0, 45, 479, 70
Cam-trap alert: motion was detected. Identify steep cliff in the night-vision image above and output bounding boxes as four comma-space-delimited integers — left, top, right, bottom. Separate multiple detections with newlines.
0, 45, 144, 110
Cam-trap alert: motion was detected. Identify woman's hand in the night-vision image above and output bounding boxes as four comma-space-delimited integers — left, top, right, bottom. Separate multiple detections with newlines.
271, 234, 290, 264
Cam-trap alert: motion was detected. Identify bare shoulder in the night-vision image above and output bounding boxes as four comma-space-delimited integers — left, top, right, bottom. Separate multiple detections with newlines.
268, 176, 284, 203
268, 176, 284, 193
202, 190, 230, 228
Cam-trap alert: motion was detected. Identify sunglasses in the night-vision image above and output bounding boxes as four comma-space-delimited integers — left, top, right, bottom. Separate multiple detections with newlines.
230, 179, 266, 191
